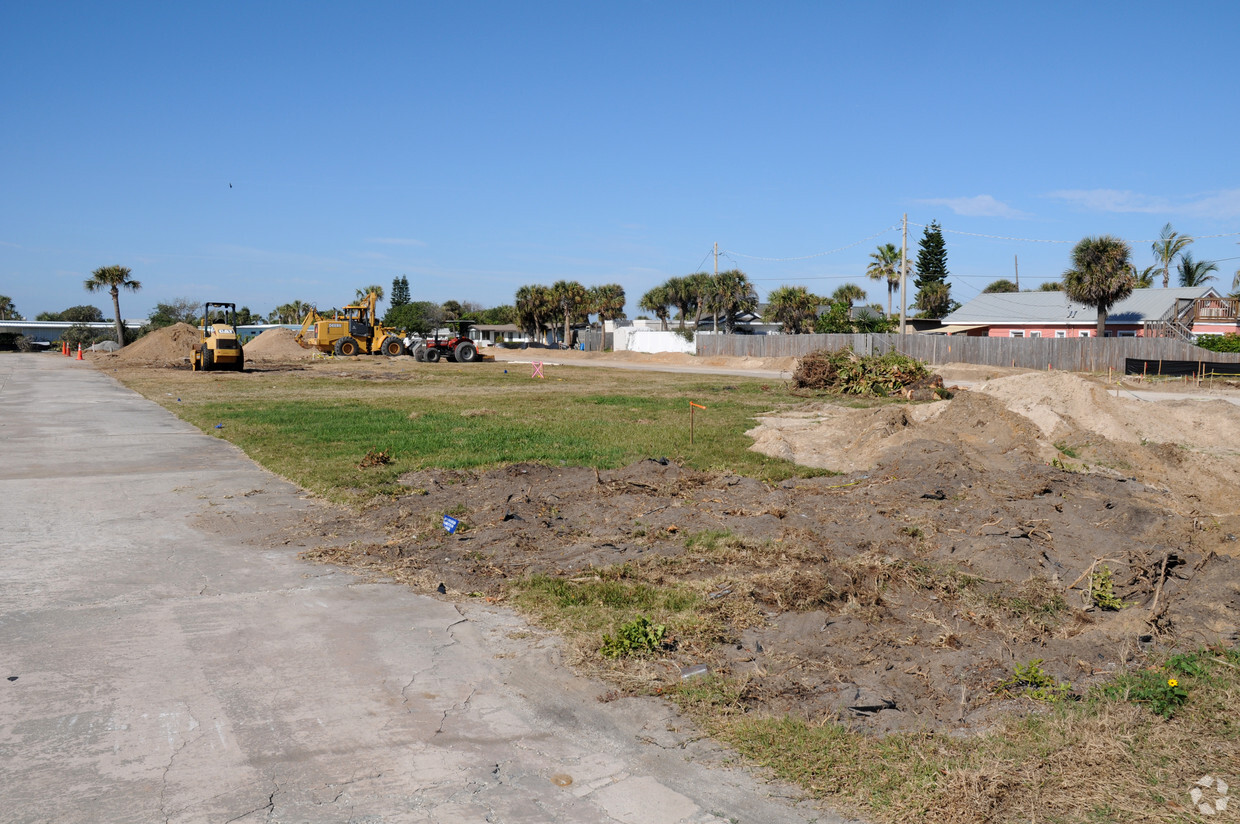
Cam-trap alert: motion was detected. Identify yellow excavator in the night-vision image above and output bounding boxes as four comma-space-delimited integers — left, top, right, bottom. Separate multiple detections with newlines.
191, 302, 245, 372
295, 292, 406, 356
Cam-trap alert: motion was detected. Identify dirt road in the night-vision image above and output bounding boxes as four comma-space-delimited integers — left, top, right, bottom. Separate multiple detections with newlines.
0, 354, 831, 824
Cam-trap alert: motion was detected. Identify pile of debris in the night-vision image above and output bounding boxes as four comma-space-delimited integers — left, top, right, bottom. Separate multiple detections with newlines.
793, 347, 943, 399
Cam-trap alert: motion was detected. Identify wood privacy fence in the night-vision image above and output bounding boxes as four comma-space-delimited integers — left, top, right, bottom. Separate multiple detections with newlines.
695, 333, 1240, 373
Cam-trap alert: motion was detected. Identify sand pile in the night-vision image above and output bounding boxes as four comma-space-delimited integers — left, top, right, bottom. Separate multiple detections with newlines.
106, 323, 199, 367
244, 327, 314, 361
748, 371, 1240, 514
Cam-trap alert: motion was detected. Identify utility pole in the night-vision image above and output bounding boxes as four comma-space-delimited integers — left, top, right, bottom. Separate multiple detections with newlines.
1014, 255, 1019, 290
713, 242, 719, 333
899, 214, 908, 334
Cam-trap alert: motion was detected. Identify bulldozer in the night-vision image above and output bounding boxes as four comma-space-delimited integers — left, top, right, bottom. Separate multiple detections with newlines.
294, 292, 406, 357
191, 302, 245, 372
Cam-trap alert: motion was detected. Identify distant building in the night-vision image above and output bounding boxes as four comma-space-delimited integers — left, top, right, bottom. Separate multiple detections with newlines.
938, 287, 1237, 340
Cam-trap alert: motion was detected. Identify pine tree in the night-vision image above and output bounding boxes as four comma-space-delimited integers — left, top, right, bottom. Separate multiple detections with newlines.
390, 275, 411, 308
913, 221, 952, 318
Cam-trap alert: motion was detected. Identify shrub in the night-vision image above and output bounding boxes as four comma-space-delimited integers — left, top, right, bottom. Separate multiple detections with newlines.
1194, 333, 1240, 353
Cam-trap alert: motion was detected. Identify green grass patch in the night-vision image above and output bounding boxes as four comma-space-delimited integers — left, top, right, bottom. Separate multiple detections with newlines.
508, 569, 715, 657
118, 363, 822, 503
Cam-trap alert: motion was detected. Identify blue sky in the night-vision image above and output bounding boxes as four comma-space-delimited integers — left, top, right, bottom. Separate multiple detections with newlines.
3, 2, 1239, 321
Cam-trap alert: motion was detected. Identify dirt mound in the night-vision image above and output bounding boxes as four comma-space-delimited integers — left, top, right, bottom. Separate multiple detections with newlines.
244, 327, 315, 361
749, 371, 1240, 515
106, 323, 199, 367
312, 456, 1240, 735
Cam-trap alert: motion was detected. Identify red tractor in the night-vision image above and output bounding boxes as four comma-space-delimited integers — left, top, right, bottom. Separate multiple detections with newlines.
412, 320, 482, 363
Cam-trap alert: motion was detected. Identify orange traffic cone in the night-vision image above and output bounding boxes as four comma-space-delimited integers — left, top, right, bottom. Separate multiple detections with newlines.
63, 341, 69, 356
76, 343, 83, 360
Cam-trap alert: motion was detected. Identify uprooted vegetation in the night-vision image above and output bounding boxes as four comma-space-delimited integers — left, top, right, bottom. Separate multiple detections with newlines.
792, 346, 946, 399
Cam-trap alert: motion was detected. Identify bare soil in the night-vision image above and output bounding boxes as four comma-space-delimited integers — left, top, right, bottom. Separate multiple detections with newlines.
303, 368, 1240, 735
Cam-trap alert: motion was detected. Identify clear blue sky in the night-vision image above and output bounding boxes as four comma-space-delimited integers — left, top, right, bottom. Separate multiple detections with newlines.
4, 1, 1239, 321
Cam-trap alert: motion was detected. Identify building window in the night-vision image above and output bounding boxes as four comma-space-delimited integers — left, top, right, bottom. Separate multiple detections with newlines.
1055, 330, 1067, 338
1079, 331, 1090, 337
1029, 331, 1042, 338
1010, 330, 1024, 338
1118, 330, 1137, 337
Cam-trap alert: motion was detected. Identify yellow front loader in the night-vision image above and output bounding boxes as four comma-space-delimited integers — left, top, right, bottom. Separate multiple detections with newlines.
191, 302, 245, 372
295, 292, 406, 356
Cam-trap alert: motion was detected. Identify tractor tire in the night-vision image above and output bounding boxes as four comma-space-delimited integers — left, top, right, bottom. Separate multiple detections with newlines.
235, 354, 245, 373
454, 341, 478, 363
334, 336, 359, 357
202, 348, 214, 371
424, 347, 441, 363
414, 346, 426, 362
380, 336, 405, 357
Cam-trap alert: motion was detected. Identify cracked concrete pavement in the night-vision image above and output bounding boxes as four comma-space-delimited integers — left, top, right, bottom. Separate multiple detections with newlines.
0, 355, 842, 824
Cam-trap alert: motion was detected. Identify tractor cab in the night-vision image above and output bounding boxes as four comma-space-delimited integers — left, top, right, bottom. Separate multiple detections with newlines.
192, 301, 245, 372
415, 320, 481, 363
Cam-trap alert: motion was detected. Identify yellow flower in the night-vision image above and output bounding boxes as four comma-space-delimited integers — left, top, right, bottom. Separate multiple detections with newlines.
1167, 679, 1178, 687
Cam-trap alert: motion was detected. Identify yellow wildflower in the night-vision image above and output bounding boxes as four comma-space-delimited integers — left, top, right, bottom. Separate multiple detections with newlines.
1167, 678, 1178, 687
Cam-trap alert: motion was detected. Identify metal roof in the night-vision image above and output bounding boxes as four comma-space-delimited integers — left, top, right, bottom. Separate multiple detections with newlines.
941, 287, 1219, 325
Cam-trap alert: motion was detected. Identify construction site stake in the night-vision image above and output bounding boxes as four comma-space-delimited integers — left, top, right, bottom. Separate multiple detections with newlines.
689, 401, 706, 444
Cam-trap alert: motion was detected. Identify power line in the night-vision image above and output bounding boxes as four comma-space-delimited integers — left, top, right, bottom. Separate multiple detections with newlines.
908, 222, 1240, 245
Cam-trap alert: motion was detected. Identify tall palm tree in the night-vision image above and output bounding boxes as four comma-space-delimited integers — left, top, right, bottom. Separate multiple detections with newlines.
84, 265, 141, 346
766, 285, 820, 334
638, 285, 671, 330
514, 284, 553, 343
0, 295, 16, 320
865, 243, 902, 316
687, 272, 713, 329
1063, 236, 1135, 336
589, 284, 626, 326
355, 284, 385, 304
712, 269, 758, 334
1151, 223, 1193, 289
664, 276, 696, 330
1176, 252, 1218, 287
550, 279, 588, 347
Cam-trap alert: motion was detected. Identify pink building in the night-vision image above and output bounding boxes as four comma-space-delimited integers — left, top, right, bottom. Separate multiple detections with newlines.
938, 287, 1239, 340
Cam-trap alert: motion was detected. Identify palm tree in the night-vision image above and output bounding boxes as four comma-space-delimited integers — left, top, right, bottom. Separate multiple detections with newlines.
84, 265, 141, 346
1151, 223, 1193, 289
589, 284, 626, 326
865, 243, 902, 316
1176, 252, 1218, 287
664, 276, 696, 330
1129, 264, 1159, 289
982, 279, 1019, 293
766, 285, 820, 334
712, 269, 758, 334
831, 283, 866, 308
514, 284, 553, 343
687, 272, 713, 329
638, 285, 671, 330
1063, 236, 1135, 336
0, 295, 17, 320
355, 284, 385, 304
550, 280, 588, 347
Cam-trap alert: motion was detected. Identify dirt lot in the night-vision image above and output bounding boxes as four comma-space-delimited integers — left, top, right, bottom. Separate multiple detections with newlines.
100, 331, 1240, 735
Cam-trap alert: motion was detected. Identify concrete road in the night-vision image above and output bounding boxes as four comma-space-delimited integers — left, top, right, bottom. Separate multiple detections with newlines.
0, 355, 836, 824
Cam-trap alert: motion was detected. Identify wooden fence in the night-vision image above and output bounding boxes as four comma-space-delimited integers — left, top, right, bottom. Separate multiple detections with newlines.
695, 333, 1240, 373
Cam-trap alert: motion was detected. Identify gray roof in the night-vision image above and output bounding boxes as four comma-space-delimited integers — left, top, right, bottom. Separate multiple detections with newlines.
942, 287, 1220, 326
